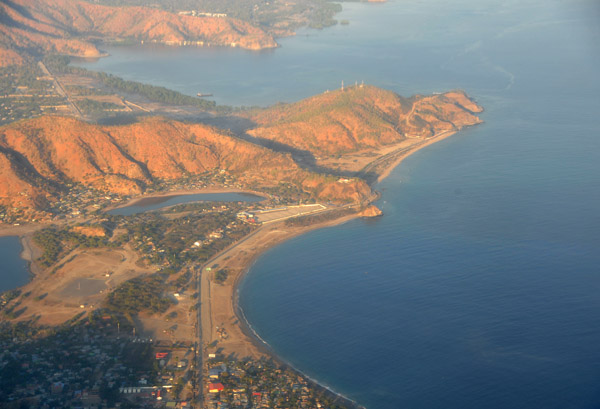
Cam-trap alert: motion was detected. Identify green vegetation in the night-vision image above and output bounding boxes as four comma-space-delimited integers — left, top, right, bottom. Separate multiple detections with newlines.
33, 226, 113, 267
107, 273, 174, 313
118, 203, 254, 269
0, 63, 65, 124
306, 0, 342, 29
261, 182, 314, 204
65, 85, 110, 96
214, 268, 228, 284
0, 290, 22, 313
96, 72, 217, 109
84, 0, 345, 32
44, 55, 221, 110
75, 98, 122, 114
33, 228, 64, 267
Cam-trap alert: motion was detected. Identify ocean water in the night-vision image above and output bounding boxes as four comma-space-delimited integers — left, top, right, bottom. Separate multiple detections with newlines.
0, 237, 30, 293
77, 0, 600, 407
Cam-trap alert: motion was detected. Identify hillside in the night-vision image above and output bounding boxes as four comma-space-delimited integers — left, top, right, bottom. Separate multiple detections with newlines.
0, 0, 277, 67
245, 86, 483, 156
0, 116, 370, 214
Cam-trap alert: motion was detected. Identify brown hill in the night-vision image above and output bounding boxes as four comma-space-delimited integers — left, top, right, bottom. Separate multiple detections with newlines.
358, 205, 383, 217
0, 0, 277, 66
245, 86, 483, 156
0, 116, 370, 212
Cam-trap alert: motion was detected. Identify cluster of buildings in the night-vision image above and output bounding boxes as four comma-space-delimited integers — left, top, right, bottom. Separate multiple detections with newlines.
177, 10, 228, 18
4, 169, 245, 223
236, 211, 258, 224
0, 74, 67, 125
0, 316, 197, 408
204, 356, 345, 409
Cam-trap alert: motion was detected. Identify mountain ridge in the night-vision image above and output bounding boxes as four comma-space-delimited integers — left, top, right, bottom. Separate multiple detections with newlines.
0, 0, 277, 66
0, 115, 371, 216
244, 86, 483, 156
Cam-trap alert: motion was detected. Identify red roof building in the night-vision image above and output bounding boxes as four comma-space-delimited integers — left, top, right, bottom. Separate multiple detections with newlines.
208, 383, 225, 393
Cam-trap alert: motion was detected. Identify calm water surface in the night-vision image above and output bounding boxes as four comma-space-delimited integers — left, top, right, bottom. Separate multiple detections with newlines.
79, 0, 600, 407
0, 237, 30, 293
107, 192, 262, 216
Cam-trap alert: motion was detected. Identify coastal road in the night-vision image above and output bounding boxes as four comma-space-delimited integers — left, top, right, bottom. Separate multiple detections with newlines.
196, 224, 267, 407
358, 129, 455, 182
38, 61, 83, 118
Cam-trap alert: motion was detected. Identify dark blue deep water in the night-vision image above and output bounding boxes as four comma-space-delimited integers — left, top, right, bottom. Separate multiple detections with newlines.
0, 237, 30, 293
78, 0, 600, 407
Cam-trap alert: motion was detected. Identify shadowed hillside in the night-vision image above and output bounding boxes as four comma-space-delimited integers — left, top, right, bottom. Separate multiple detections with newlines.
245, 86, 483, 156
0, 116, 371, 213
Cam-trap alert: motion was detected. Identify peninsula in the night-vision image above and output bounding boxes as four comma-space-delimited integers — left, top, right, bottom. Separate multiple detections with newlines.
0, 1, 483, 404
0, 82, 482, 407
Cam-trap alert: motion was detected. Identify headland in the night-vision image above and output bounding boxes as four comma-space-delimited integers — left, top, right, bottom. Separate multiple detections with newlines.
0, 84, 482, 407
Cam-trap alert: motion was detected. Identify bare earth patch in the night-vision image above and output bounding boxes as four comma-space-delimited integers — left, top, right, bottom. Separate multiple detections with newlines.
14, 244, 156, 326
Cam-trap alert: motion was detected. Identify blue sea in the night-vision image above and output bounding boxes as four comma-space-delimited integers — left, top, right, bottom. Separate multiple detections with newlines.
78, 0, 600, 407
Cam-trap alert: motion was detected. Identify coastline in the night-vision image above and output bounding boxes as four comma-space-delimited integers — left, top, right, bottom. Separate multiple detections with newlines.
105, 187, 268, 213
201, 212, 365, 407
232, 216, 369, 409
376, 130, 457, 183
202, 128, 464, 408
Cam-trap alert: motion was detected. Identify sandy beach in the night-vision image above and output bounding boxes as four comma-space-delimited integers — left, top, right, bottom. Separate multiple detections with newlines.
198, 129, 463, 406
0, 126, 467, 406
201, 129, 459, 355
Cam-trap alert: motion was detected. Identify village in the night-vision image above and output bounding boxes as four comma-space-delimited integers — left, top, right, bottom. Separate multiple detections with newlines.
203, 355, 350, 409
0, 311, 196, 408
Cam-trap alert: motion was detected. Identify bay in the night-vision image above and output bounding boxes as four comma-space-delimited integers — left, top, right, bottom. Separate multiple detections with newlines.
77, 0, 600, 407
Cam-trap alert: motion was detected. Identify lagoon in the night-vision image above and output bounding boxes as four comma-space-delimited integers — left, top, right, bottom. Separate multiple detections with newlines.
107, 192, 263, 216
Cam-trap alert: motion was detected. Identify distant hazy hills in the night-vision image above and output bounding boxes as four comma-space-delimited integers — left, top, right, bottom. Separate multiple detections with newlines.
0, 0, 277, 66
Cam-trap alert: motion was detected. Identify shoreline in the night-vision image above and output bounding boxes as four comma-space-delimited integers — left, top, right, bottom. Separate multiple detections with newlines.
232, 217, 368, 409
201, 212, 365, 407
0, 124, 475, 407
104, 187, 268, 212
203, 128, 465, 408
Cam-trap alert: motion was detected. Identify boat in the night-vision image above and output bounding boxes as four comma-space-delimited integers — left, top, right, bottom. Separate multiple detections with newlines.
197, 92, 213, 97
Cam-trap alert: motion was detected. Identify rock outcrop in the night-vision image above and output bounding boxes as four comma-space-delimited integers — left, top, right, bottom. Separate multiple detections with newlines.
358, 205, 383, 218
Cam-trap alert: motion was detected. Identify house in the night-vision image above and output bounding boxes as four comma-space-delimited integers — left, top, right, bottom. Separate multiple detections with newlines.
209, 367, 222, 379
208, 383, 225, 393
177, 359, 187, 368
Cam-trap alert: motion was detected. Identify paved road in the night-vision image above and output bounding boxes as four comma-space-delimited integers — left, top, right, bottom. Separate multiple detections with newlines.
38, 61, 83, 118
